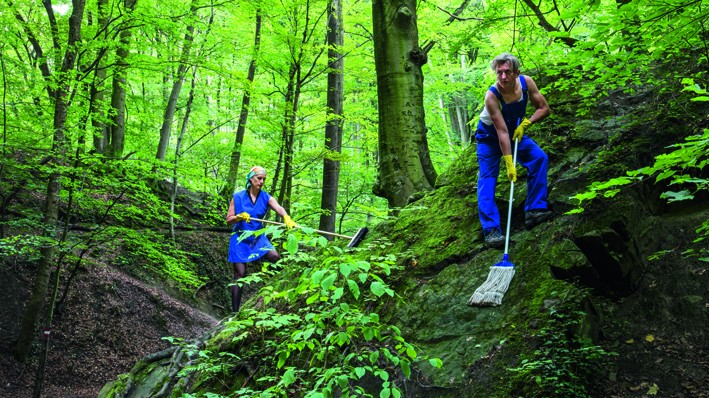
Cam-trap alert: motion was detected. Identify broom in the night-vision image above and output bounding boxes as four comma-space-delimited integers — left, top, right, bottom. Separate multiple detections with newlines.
467, 134, 520, 306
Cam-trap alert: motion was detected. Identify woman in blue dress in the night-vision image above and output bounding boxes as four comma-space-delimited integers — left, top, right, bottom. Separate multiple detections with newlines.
226, 166, 297, 312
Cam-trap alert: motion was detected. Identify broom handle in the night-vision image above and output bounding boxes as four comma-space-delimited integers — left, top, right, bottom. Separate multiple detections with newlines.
504, 135, 520, 255
249, 217, 353, 240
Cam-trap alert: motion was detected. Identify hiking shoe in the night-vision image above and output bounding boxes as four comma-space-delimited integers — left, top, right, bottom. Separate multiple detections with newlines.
484, 228, 505, 248
525, 209, 553, 229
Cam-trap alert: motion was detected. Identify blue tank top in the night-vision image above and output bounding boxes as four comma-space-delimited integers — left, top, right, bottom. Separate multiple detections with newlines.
476, 75, 528, 139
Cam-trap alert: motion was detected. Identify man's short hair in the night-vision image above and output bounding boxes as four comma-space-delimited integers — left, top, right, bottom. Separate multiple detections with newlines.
491, 53, 521, 73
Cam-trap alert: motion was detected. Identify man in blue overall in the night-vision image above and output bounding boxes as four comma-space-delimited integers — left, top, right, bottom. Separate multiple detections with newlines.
475, 53, 552, 248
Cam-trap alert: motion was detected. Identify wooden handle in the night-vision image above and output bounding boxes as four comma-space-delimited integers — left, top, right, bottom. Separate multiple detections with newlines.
250, 217, 353, 240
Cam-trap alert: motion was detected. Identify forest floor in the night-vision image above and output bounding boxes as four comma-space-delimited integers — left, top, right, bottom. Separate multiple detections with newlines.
0, 263, 220, 398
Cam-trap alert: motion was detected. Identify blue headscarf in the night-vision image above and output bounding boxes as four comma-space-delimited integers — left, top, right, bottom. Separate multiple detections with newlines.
245, 166, 266, 190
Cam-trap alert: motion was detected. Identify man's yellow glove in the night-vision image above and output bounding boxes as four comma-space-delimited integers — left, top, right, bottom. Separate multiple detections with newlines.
234, 212, 251, 223
283, 215, 297, 230
513, 118, 532, 142
503, 155, 517, 182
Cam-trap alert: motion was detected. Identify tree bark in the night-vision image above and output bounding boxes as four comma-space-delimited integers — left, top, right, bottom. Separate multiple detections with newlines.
371, 0, 437, 209
13, 0, 87, 363
277, 63, 298, 214
318, 0, 344, 235
89, 0, 110, 153
107, 0, 138, 159
170, 68, 196, 242
156, 2, 197, 161
220, 8, 262, 200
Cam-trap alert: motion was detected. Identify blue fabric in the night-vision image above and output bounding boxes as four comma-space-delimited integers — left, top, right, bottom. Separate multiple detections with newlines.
475, 75, 549, 233
228, 190, 275, 263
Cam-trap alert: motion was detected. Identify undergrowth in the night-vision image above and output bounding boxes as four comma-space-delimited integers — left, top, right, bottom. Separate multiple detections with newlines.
168, 228, 442, 397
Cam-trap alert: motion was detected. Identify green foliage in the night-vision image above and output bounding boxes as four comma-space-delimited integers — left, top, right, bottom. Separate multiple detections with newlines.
174, 233, 441, 397
117, 228, 205, 291
507, 309, 616, 397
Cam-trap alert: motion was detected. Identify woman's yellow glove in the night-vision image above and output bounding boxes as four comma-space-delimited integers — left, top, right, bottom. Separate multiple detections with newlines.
513, 118, 532, 141
234, 212, 251, 223
283, 215, 297, 230
503, 155, 517, 182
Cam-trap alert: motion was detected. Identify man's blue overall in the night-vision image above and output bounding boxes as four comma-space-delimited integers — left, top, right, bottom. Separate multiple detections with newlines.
475, 75, 549, 234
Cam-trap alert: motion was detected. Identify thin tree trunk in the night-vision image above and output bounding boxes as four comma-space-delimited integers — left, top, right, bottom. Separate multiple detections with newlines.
13, 0, 87, 363
156, 2, 197, 161
438, 95, 456, 151
277, 63, 298, 214
221, 8, 262, 199
170, 68, 196, 242
318, 0, 344, 235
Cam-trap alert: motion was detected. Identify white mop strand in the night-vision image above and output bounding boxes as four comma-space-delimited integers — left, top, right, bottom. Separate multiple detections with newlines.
467, 266, 516, 306
468, 135, 520, 307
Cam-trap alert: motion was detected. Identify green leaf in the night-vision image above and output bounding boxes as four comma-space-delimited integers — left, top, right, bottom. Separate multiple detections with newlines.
400, 360, 411, 378
282, 368, 295, 386
428, 358, 443, 368
392, 388, 401, 398
370, 281, 386, 296
660, 190, 694, 202
286, 234, 299, 256
339, 262, 352, 277
321, 273, 337, 290
354, 367, 366, 378
311, 270, 327, 284
347, 279, 360, 299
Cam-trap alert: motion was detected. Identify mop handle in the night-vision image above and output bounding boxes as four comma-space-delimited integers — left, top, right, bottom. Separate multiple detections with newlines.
250, 217, 353, 239
504, 124, 521, 255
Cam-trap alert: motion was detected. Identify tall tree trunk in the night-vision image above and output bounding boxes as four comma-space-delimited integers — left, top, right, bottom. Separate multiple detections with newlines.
13, 0, 87, 363
156, 2, 197, 161
277, 63, 299, 214
220, 8, 262, 200
371, 0, 437, 209
107, 0, 138, 159
318, 0, 344, 235
170, 68, 197, 242
90, 0, 110, 153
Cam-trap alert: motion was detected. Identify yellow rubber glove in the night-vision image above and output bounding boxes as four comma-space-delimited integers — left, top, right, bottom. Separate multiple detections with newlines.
234, 212, 251, 223
503, 155, 517, 182
283, 215, 297, 230
513, 118, 532, 142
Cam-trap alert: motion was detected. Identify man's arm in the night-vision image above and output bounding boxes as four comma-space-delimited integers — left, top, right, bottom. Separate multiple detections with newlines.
486, 91, 513, 156
525, 75, 550, 124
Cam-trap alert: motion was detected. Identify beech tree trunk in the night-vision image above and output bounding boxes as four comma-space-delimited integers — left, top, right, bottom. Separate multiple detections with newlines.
371, 0, 437, 209
107, 0, 138, 159
318, 0, 344, 235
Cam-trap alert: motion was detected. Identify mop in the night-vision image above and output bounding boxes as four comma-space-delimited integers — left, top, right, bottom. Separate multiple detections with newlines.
467, 136, 519, 306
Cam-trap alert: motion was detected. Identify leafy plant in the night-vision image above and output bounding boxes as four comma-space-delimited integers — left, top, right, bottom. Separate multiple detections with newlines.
174, 231, 441, 397
507, 308, 616, 398
117, 228, 205, 291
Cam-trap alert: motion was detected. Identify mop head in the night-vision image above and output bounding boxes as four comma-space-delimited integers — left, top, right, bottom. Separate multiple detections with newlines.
467, 263, 516, 307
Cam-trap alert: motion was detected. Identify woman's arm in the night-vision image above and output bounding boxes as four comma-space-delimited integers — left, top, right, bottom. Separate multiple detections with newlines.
226, 199, 238, 225
268, 197, 288, 218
